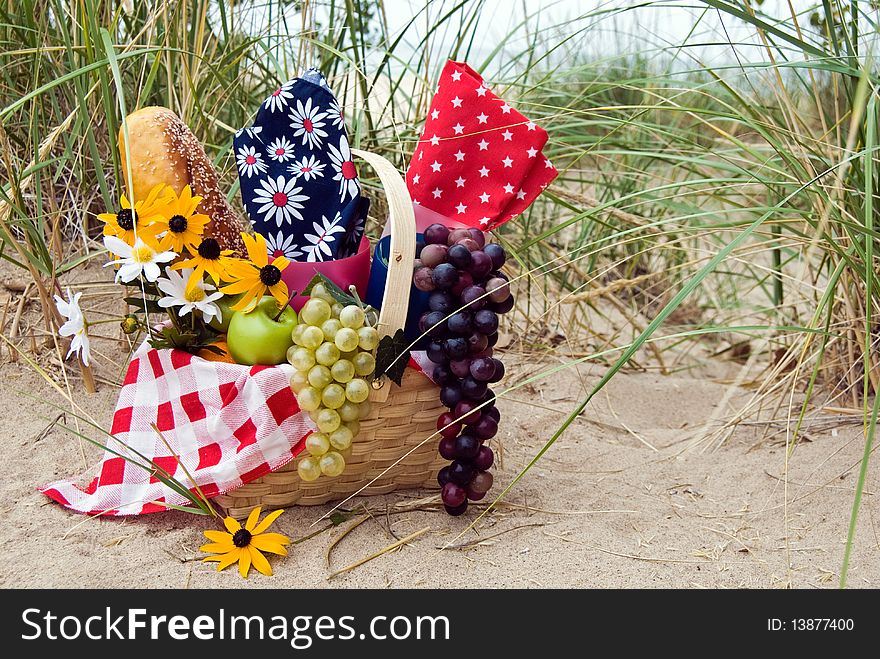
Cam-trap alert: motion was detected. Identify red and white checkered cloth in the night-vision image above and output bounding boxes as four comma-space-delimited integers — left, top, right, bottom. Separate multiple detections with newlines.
41, 342, 311, 516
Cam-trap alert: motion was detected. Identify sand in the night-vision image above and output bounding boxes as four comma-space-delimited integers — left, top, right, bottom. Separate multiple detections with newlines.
0, 269, 877, 589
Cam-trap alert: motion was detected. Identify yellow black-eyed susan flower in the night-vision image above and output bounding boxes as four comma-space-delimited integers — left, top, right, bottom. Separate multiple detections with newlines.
200, 507, 289, 578
154, 185, 210, 253
220, 232, 290, 312
171, 237, 238, 291
98, 183, 170, 246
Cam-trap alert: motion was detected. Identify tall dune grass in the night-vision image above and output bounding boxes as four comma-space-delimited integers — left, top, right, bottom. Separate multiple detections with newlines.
1, 0, 879, 586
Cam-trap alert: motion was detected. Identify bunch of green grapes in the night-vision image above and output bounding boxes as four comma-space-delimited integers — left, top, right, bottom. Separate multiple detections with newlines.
287, 284, 379, 482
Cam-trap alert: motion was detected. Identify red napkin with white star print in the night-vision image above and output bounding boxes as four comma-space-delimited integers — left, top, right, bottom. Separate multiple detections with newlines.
406, 60, 557, 231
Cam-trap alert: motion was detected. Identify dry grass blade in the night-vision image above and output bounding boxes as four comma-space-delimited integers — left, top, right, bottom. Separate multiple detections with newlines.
328, 526, 431, 580
438, 522, 546, 550
324, 513, 370, 570
542, 531, 738, 565
149, 422, 218, 518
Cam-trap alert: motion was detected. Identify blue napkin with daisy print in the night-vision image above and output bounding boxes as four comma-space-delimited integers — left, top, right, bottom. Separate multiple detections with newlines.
234, 68, 368, 262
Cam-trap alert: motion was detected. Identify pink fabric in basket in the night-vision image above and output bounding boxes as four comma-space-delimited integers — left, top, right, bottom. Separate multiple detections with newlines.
41, 343, 311, 516
379, 204, 470, 240
282, 236, 371, 312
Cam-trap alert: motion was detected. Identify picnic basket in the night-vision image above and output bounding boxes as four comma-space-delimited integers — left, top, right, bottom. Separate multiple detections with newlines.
214, 150, 446, 517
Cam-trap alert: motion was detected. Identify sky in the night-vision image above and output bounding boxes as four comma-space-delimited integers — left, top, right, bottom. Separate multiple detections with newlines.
229, 0, 845, 78
374, 0, 825, 67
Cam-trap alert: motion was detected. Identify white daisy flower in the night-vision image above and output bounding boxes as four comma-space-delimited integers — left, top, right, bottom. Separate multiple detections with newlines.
288, 97, 329, 150
327, 135, 360, 201
236, 145, 268, 178
266, 137, 295, 162
302, 68, 331, 90
287, 154, 325, 181
235, 125, 263, 141
328, 99, 345, 130
264, 80, 295, 113
337, 216, 365, 259
156, 267, 223, 325
103, 235, 176, 283
346, 212, 366, 248
251, 175, 309, 227
265, 231, 304, 260
303, 213, 347, 262
54, 288, 91, 366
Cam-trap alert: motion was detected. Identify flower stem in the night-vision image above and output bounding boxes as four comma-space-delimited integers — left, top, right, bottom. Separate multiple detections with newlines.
291, 522, 334, 545
166, 306, 183, 334
272, 290, 298, 322
139, 277, 152, 339
85, 318, 126, 327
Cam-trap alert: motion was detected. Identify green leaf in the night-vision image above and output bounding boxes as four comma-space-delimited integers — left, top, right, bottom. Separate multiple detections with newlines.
123, 296, 163, 315
147, 322, 224, 355
329, 511, 355, 526
374, 328, 409, 386
302, 272, 358, 307
149, 326, 197, 351
122, 281, 159, 295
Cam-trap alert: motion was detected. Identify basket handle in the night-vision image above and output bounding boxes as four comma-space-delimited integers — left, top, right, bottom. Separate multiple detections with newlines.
351, 149, 416, 402
351, 148, 414, 338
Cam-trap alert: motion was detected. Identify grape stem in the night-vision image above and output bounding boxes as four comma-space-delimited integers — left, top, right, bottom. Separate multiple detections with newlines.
273, 290, 298, 322
347, 285, 378, 327
347, 285, 366, 310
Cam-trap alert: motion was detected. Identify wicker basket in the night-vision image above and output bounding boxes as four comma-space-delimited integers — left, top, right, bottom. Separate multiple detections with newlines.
214, 149, 446, 518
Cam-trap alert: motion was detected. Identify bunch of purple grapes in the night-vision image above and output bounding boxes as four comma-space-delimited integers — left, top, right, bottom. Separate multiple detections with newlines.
413, 222, 514, 516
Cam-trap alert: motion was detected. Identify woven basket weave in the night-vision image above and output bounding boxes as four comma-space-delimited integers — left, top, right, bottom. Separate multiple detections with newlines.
215, 150, 446, 518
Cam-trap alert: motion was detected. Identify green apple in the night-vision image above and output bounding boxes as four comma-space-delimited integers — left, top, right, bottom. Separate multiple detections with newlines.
208, 294, 243, 333
227, 296, 298, 365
